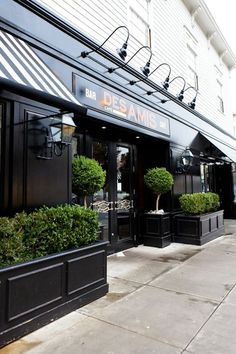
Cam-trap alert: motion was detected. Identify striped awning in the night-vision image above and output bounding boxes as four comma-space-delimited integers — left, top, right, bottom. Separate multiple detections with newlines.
0, 29, 86, 113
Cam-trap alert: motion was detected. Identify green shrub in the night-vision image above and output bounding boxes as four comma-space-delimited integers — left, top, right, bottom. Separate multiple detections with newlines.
0, 216, 27, 267
179, 192, 220, 215
205, 192, 220, 212
72, 155, 106, 207
0, 205, 99, 267
144, 167, 173, 211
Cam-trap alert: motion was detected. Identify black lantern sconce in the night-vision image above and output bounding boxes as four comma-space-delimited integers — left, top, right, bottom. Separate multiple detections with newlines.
37, 113, 76, 160
180, 146, 194, 170
79, 25, 130, 61
175, 147, 194, 174
130, 62, 172, 86
107, 45, 152, 75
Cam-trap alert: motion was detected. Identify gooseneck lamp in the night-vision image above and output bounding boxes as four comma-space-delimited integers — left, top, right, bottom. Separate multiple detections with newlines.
108, 45, 152, 75
130, 62, 172, 86
146, 75, 186, 97
80, 25, 130, 60
182, 86, 199, 109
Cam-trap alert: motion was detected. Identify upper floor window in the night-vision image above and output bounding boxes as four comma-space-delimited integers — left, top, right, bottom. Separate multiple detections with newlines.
185, 28, 198, 89
215, 66, 224, 113
186, 45, 198, 89
128, 0, 151, 46
216, 80, 224, 113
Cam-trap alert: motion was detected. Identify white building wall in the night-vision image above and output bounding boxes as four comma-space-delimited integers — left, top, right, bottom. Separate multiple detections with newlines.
35, 0, 235, 134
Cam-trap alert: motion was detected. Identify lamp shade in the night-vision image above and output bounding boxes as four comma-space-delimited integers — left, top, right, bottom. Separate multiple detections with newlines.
49, 114, 76, 145
181, 147, 194, 167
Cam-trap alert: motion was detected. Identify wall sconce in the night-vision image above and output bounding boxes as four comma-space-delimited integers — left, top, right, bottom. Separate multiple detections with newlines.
130, 62, 172, 86
79, 25, 130, 60
181, 146, 194, 169
108, 45, 152, 75
146, 75, 186, 97
183, 86, 199, 109
175, 147, 194, 174
37, 113, 76, 159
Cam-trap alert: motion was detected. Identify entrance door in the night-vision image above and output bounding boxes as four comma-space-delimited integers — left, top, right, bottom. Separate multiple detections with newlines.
92, 141, 136, 253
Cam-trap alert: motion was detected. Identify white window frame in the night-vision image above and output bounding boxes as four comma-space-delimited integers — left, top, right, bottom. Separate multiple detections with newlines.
128, 0, 151, 47
215, 66, 224, 114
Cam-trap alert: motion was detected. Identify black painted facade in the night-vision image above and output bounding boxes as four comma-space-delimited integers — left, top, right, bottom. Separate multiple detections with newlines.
0, 0, 236, 251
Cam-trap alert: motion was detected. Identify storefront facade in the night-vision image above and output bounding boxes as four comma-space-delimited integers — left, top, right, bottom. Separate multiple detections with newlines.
1, 0, 236, 252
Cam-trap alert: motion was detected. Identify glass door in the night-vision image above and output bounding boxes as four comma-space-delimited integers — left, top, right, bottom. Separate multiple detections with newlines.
92, 141, 135, 252
113, 144, 134, 247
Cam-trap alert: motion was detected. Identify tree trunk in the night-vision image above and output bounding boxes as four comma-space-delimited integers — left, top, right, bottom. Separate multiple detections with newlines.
156, 194, 161, 211
84, 196, 87, 208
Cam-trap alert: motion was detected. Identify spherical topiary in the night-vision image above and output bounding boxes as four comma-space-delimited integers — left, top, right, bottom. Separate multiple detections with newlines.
72, 155, 106, 207
144, 167, 173, 211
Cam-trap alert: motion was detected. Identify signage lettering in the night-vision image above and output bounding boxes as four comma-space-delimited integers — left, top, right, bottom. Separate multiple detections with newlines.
74, 75, 170, 136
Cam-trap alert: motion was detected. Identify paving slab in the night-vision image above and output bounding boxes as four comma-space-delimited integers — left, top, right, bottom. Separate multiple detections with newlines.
186, 303, 236, 354
223, 284, 236, 305
185, 244, 236, 275
0, 315, 181, 354
150, 262, 235, 301
78, 276, 143, 315
90, 286, 217, 348
121, 244, 202, 263
107, 253, 177, 284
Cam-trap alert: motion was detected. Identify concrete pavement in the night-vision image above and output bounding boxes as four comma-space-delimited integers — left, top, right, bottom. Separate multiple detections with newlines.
1, 219, 236, 354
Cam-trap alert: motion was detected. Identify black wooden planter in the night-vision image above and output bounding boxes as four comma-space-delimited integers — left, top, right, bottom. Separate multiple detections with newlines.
173, 210, 224, 245
143, 212, 171, 248
0, 240, 108, 348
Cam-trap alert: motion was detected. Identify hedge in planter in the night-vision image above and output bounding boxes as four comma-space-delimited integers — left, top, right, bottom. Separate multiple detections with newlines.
0, 205, 108, 348
142, 167, 173, 248
173, 192, 224, 245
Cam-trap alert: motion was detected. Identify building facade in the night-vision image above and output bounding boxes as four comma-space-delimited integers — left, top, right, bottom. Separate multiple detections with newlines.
1, 0, 236, 253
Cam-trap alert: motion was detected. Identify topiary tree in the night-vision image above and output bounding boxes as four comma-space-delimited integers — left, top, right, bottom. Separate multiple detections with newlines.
72, 155, 106, 208
144, 167, 174, 212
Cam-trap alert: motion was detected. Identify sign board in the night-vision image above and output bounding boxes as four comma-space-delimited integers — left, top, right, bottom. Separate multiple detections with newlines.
73, 74, 170, 136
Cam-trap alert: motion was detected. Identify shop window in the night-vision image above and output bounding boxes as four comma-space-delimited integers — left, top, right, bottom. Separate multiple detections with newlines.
128, 0, 151, 46
232, 163, 236, 203
92, 141, 109, 202
200, 163, 210, 192
0, 104, 2, 162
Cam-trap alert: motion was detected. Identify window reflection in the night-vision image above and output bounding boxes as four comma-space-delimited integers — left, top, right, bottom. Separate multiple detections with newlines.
92, 141, 109, 202
92, 141, 109, 242
0, 104, 2, 162
116, 146, 130, 201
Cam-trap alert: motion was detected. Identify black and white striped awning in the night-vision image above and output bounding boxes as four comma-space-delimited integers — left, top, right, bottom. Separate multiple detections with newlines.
0, 29, 86, 113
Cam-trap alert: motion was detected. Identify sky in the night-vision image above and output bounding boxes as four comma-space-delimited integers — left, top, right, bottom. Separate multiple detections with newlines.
204, 0, 236, 112
204, 0, 236, 54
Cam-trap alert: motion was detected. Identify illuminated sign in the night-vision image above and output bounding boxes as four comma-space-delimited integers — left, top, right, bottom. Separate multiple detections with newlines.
73, 75, 170, 136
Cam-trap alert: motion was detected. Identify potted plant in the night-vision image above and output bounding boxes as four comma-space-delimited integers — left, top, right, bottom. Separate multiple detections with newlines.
0, 206, 108, 348
142, 167, 174, 248
173, 192, 224, 245
72, 155, 106, 208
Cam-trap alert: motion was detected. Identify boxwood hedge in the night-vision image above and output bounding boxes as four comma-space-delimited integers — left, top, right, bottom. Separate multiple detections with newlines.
0, 205, 99, 267
179, 192, 220, 215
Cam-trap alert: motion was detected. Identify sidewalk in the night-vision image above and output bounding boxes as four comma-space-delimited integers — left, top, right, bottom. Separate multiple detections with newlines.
1, 220, 236, 354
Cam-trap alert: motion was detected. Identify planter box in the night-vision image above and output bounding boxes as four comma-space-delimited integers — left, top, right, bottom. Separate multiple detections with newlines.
173, 210, 224, 245
0, 240, 108, 348
143, 213, 171, 248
